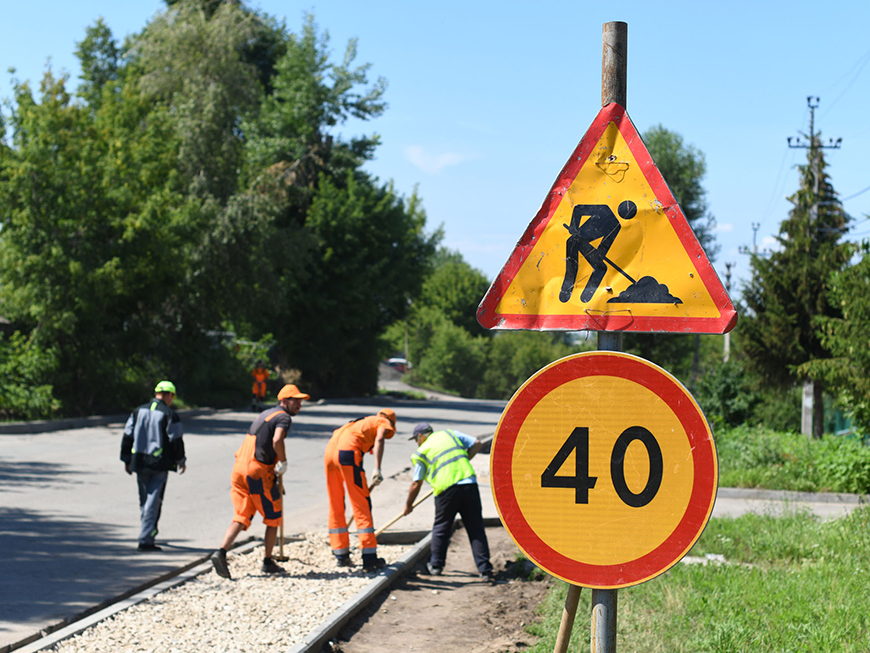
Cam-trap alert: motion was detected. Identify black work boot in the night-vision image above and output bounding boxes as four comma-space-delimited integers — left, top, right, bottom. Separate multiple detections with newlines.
261, 557, 285, 574
210, 549, 231, 579
362, 554, 386, 571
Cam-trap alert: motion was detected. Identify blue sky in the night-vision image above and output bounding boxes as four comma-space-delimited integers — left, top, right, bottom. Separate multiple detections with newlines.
3, 0, 870, 299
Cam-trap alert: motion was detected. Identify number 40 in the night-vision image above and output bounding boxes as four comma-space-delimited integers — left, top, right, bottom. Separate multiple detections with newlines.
540, 426, 664, 508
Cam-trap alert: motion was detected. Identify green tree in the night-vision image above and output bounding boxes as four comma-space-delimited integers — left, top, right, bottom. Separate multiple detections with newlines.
133, 0, 263, 200
741, 130, 851, 437
280, 175, 436, 397
478, 332, 576, 400
241, 14, 387, 212
801, 249, 870, 432
415, 320, 487, 398
417, 248, 490, 336
1, 3, 436, 411
0, 331, 60, 420
624, 125, 718, 385
0, 70, 188, 412
643, 124, 718, 259
74, 18, 120, 109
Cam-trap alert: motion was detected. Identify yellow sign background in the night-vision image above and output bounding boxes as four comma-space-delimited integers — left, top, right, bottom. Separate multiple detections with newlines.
511, 375, 695, 566
495, 122, 722, 320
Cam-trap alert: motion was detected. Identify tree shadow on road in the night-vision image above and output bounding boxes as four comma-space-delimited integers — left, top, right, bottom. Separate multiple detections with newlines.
0, 506, 205, 645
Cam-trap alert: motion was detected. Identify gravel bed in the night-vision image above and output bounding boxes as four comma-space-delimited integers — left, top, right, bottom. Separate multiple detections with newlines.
47, 533, 413, 653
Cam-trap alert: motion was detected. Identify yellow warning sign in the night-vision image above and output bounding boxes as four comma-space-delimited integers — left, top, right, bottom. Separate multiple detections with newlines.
477, 103, 736, 334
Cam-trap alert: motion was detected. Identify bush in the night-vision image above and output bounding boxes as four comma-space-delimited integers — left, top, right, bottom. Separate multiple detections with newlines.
716, 425, 870, 494
0, 331, 60, 420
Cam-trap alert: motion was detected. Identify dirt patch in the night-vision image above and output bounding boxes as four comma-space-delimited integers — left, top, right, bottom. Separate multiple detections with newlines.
330, 526, 551, 653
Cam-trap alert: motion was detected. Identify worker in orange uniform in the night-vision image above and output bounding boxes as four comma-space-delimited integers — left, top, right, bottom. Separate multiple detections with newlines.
324, 409, 397, 570
251, 360, 270, 411
210, 384, 310, 580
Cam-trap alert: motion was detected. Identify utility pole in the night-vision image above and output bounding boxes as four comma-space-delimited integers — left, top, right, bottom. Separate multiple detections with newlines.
787, 96, 842, 438
723, 262, 734, 362
738, 222, 766, 258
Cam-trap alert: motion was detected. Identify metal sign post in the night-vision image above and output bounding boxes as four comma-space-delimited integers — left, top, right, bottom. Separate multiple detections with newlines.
481, 20, 731, 653
590, 22, 627, 653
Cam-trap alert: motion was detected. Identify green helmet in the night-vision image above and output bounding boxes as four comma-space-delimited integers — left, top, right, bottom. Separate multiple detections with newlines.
154, 380, 176, 394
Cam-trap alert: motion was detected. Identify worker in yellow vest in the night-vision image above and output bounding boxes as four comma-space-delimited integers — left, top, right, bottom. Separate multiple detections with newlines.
403, 423, 493, 578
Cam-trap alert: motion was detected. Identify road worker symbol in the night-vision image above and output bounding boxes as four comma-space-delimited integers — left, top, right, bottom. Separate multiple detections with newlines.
490, 351, 718, 589
476, 102, 737, 334
559, 200, 682, 305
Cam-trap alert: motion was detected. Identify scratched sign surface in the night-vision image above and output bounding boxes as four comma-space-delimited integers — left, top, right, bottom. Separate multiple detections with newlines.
477, 103, 736, 334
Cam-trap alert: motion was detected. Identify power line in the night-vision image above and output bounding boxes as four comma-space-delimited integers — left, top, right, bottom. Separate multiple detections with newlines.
842, 184, 870, 202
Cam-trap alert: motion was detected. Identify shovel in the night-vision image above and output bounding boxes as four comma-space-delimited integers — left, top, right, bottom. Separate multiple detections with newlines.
274, 478, 289, 562
374, 488, 434, 537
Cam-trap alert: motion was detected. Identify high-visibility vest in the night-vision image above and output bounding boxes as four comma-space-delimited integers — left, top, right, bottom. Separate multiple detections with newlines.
411, 430, 476, 495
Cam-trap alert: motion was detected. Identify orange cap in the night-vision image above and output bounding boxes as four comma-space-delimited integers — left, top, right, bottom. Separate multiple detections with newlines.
278, 384, 310, 400
378, 408, 396, 427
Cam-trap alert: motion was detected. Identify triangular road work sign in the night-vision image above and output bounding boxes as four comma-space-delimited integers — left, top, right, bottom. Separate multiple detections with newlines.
477, 103, 737, 334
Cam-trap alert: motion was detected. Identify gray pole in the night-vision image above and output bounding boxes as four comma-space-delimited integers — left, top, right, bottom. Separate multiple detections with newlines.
601, 21, 627, 107
593, 20, 627, 653
552, 22, 626, 653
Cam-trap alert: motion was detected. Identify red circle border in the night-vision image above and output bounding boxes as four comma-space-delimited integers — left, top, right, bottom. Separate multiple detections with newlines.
492, 352, 718, 588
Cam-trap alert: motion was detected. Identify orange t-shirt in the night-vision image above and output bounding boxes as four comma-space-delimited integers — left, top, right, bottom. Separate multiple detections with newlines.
252, 367, 270, 383
333, 415, 395, 454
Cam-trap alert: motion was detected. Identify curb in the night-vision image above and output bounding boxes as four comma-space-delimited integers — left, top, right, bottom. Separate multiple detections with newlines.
287, 533, 432, 653
717, 487, 868, 504
8, 539, 260, 653
0, 408, 216, 435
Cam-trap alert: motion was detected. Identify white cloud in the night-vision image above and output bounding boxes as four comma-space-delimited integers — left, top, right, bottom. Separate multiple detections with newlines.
716, 222, 734, 233
405, 145, 475, 174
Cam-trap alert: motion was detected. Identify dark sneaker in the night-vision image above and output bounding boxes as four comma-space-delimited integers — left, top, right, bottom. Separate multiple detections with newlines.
335, 555, 353, 568
261, 557, 285, 574
210, 550, 231, 579
362, 556, 386, 572
425, 563, 442, 576
479, 569, 494, 578
137, 543, 162, 551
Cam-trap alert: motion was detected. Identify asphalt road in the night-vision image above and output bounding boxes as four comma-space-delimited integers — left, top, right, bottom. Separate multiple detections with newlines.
0, 386, 507, 651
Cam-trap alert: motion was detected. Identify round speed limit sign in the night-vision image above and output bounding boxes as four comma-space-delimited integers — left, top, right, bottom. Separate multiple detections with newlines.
491, 351, 718, 589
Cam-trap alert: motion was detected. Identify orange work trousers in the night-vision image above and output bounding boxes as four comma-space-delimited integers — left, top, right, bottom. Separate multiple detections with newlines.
230, 434, 282, 528
324, 436, 377, 557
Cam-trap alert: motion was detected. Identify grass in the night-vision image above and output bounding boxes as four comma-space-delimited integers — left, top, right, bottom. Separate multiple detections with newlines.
376, 388, 427, 400
526, 507, 870, 652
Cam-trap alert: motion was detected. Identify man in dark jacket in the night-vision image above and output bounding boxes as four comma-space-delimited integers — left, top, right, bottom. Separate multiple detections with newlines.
120, 380, 186, 551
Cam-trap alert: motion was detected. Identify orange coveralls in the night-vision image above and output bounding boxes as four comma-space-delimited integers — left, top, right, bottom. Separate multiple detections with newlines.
251, 367, 270, 400
230, 434, 282, 528
324, 413, 395, 558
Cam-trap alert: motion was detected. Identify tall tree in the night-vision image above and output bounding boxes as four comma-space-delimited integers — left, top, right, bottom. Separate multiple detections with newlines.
0, 70, 188, 412
625, 125, 718, 384
417, 248, 490, 336
133, 0, 263, 200
283, 175, 436, 397
74, 18, 120, 109
799, 249, 870, 431
740, 129, 850, 437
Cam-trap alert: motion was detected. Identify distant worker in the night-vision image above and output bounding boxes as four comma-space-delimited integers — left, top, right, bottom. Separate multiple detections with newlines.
210, 384, 310, 579
324, 409, 397, 570
404, 423, 493, 578
251, 360, 270, 411
120, 381, 186, 552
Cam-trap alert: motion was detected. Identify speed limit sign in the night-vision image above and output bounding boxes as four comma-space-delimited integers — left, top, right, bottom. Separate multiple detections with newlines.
491, 351, 718, 589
